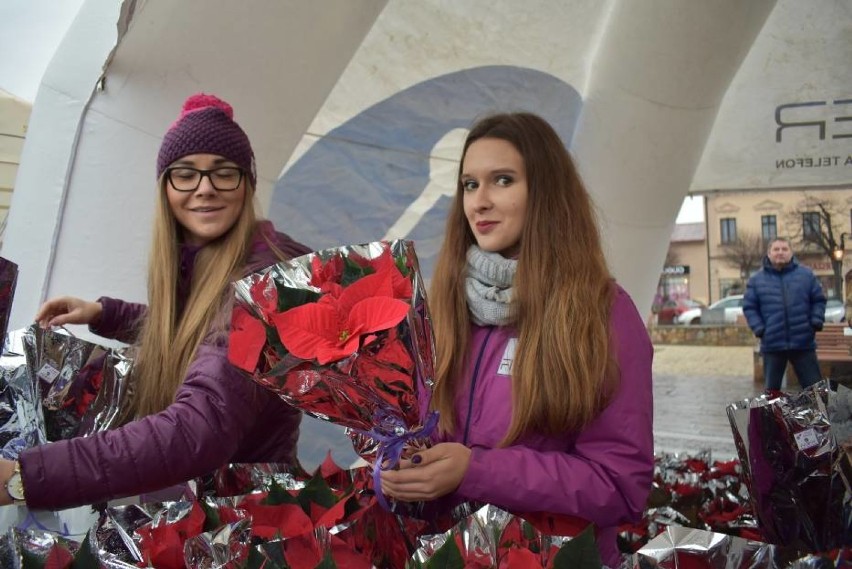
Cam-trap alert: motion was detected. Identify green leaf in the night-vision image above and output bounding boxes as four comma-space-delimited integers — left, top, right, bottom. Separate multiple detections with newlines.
521, 520, 536, 540
246, 543, 290, 569
21, 547, 44, 569
265, 322, 289, 359
201, 500, 221, 533
424, 538, 464, 569
314, 551, 338, 569
71, 533, 101, 569
550, 525, 603, 569
275, 283, 322, 312
394, 256, 411, 277
297, 472, 338, 512
265, 478, 301, 506
341, 257, 374, 286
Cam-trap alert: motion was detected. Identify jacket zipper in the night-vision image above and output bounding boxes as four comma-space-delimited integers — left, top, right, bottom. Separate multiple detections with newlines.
462, 327, 494, 446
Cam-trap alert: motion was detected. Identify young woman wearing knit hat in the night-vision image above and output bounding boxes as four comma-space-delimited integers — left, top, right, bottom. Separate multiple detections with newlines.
380, 113, 654, 568
0, 93, 311, 509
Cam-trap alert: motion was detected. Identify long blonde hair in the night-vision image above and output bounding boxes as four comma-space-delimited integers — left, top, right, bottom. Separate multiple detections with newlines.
430, 113, 617, 445
126, 176, 259, 419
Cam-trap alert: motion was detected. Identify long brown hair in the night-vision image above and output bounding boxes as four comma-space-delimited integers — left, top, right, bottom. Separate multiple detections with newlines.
126, 176, 260, 419
430, 112, 616, 445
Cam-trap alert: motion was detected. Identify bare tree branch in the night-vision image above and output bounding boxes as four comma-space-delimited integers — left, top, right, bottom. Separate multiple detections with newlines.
719, 230, 765, 281
784, 194, 846, 297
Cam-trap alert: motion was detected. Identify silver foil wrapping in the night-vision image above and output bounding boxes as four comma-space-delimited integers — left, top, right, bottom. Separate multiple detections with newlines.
0, 330, 43, 459
634, 526, 776, 568
726, 380, 849, 552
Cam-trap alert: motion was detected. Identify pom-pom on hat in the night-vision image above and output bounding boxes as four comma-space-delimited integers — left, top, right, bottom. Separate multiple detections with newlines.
157, 93, 256, 188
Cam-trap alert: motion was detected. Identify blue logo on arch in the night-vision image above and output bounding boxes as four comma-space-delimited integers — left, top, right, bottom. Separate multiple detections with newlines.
269, 65, 582, 278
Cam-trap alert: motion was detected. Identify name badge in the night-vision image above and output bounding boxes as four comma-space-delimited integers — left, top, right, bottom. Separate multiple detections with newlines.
497, 338, 517, 376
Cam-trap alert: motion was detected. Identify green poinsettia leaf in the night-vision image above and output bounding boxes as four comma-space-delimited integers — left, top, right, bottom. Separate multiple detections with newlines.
550, 525, 603, 569
72, 533, 101, 569
200, 500, 221, 533
265, 478, 300, 506
246, 543, 290, 569
314, 551, 338, 569
275, 282, 322, 312
341, 257, 375, 286
265, 322, 289, 358
424, 538, 464, 569
522, 520, 537, 540
297, 472, 338, 512
21, 547, 44, 569
394, 255, 411, 277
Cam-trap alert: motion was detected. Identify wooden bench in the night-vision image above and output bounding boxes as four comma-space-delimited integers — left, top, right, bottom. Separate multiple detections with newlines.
753, 323, 852, 386
815, 324, 852, 382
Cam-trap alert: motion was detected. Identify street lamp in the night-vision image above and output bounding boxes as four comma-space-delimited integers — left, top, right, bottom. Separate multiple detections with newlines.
832, 233, 851, 262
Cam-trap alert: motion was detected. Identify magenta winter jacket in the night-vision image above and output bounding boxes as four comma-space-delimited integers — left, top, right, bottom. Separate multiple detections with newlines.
442, 285, 654, 567
20, 222, 311, 510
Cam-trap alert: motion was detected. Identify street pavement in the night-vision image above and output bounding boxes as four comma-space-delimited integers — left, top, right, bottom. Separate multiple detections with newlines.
652, 371, 762, 461
295, 344, 768, 470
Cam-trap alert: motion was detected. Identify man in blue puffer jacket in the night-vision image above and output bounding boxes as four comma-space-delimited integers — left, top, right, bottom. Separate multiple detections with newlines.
744, 237, 827, 390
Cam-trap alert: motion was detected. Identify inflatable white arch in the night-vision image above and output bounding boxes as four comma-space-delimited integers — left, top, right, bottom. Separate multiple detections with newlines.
3, 0, 847, 335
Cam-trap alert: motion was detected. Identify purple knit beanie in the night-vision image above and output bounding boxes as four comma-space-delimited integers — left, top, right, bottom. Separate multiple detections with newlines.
157, 93, 256, 188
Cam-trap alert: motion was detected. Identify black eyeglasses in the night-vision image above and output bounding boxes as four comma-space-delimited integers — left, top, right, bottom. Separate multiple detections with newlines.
165, 167, 244, 192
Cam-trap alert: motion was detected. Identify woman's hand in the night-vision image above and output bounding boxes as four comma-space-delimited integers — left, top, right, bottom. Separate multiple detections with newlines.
35, 297, 102, 329
0, 459, 16, 506
380, 442, 471, 502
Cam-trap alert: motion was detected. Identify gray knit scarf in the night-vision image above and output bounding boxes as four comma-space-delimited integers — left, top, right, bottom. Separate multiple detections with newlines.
465, 246, 518, 326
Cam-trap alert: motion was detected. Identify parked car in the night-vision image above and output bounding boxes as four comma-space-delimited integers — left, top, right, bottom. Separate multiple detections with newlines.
825, 297, 846, 323
657, 298, 705, 325
677, 294, 744, 325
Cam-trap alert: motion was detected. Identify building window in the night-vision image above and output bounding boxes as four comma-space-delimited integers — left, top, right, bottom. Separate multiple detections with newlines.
719, 278, 744, 298
761, 215, 777, 244
720, 218, 737, 244
802, 212, 821, 242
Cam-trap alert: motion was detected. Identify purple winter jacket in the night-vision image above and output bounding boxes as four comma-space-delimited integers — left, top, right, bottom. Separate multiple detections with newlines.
20, 221, 311, 510
442, 285, 654, 567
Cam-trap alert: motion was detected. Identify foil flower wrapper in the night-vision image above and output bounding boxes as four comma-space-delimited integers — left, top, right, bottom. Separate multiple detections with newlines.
22, 324, 105, 411
726, 380, 849, 553
193, 461, 308, 498
0, 527, 81, 568
1, 325, 135, 446
410, 503, 600, 569
183, 518, 252, 569
622, 451, 762, 553
0, 330, 43, 459
634, 526, 776, 568
76, 347, 135, 437
228, 240, 436, 511
0, 257, 18, 350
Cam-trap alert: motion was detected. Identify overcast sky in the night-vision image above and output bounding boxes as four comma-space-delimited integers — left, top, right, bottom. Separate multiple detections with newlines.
0, 0, 86, 102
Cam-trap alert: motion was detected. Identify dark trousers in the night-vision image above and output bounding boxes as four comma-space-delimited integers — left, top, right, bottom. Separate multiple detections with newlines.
762, 349, 822, 391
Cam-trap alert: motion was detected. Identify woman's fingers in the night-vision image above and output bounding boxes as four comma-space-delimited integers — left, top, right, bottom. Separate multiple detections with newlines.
34, 297, 100, 328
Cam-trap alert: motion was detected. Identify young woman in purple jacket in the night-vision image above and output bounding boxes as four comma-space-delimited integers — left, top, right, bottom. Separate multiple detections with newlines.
0, 94, 310, 510
382, 113, 654, 567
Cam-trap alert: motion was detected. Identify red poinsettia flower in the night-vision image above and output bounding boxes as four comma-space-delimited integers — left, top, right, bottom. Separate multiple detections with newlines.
367, 247, 413, 300
310, 254, 345, 288
136, 501, 206, 569
250, 273, 278, 320
43, 544, 74, 569
238, 497, 314, 539
273, 264, 410, 365
228, 304, 268, 372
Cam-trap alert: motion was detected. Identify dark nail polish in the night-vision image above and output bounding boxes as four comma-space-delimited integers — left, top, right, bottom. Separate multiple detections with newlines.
411, 454, 422, 464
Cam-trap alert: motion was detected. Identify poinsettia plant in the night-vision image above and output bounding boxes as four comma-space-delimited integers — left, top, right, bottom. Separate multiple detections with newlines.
409, 505, 602, 569
227, 240, 437, 510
